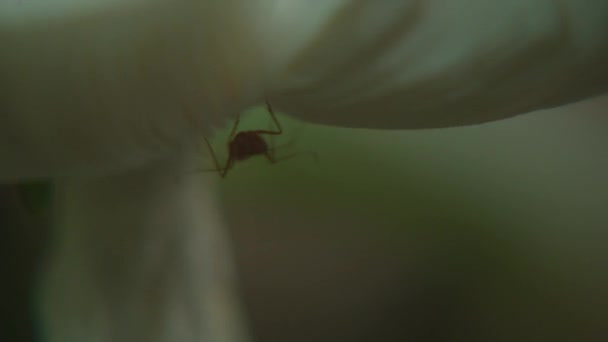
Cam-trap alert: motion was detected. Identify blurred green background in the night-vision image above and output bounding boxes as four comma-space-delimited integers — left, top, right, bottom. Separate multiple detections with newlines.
6, 96, 607, 342
211, 96, 608, 341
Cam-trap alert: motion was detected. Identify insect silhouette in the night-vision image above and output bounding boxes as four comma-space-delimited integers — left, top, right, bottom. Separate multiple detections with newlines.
203, 100, 313, 178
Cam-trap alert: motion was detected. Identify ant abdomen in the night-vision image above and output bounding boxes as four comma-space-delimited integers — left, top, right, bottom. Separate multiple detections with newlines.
203, 100, 306, 178
229, 132, 269, 161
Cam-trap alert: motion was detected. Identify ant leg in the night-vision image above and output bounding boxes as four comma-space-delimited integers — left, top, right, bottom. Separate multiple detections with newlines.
220, 158, 233, 178
229, 115, 242, 139
197, 158, 232, 178
203, 137, 227, 177
265, 100, 283, 134
252, 100, 283, 136
265, 151, 277, 164
268, 114, 277, 161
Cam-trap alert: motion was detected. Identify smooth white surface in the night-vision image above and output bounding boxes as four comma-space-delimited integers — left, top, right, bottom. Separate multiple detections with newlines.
270, 0, 608, 128
1, 0, 607, 176
39, 157, 248, 342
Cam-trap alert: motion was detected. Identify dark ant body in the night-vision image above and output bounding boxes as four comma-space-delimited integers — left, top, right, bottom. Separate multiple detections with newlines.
204, 100, 285, 178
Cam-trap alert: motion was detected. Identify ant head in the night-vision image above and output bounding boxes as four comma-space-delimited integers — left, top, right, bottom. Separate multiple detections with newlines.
229, 131, 269, 161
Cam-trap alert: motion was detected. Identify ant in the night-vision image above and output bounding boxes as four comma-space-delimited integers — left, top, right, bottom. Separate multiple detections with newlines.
203, 100, 313, 178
